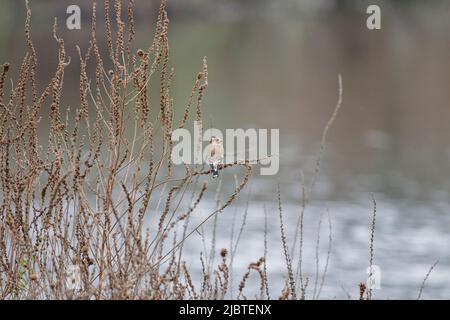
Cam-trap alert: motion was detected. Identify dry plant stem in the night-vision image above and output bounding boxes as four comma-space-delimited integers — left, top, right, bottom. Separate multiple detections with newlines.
316, 210, 332, 299
294, 170, 306, 295
263, 204, 270, 300
291, 74, 343, 294
208, 176, 223, 274
230, 183, 251, 264
237, 257, 265, 300
228, 178, 251, 298
417, 260, 438, 300
340, 284, 351, 300
228, 174, 239, 298
277, 184, 297, 299
312, 212, 323, 300
176, 174, 201, 274
154, 164, 252, 268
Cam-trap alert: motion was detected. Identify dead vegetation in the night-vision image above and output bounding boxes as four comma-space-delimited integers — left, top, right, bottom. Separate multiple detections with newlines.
0, 0, 254, 299
0, 0, 437, 300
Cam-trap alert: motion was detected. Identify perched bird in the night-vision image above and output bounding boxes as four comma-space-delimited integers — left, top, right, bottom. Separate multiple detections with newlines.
205, 136, 224, 178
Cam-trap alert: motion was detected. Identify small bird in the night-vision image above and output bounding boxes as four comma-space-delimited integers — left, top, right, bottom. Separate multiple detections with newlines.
205, 136, 224, 178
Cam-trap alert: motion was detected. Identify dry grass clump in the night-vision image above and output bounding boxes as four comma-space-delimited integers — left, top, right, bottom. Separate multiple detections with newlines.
0, 0, 252, 300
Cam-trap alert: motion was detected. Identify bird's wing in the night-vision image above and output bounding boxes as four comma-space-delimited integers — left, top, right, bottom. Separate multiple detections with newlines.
205, 144, 214, 163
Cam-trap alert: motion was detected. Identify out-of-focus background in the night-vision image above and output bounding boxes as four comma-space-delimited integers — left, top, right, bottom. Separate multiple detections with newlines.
1, 0, 449, 299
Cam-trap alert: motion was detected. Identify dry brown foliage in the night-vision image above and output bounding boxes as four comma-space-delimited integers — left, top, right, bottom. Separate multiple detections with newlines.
0, 0, 253, 300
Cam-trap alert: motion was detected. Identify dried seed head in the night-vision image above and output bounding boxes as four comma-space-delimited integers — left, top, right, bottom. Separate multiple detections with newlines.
81, 245, 89, 253
108, 69, 114, 77
30, 273, 39, 281
137, 49, 144, 57
220, 248, 228, 258
197, 72, 203, 80
359, 282, 367, 300
3, 63, 10, 71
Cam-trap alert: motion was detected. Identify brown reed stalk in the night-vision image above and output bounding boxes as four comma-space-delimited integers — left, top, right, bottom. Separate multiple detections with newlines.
0, 0, 362, 302
291, 75, 343, 294
417, 260, 438, 300
277, 184, 297, 299
263, 204, 270, 300
237, 257, 265, 300
317, 210, 332, 299
367, 193, 377, 300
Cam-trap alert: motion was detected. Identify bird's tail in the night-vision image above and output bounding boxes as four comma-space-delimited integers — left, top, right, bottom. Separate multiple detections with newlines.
210, 163, 219, 178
